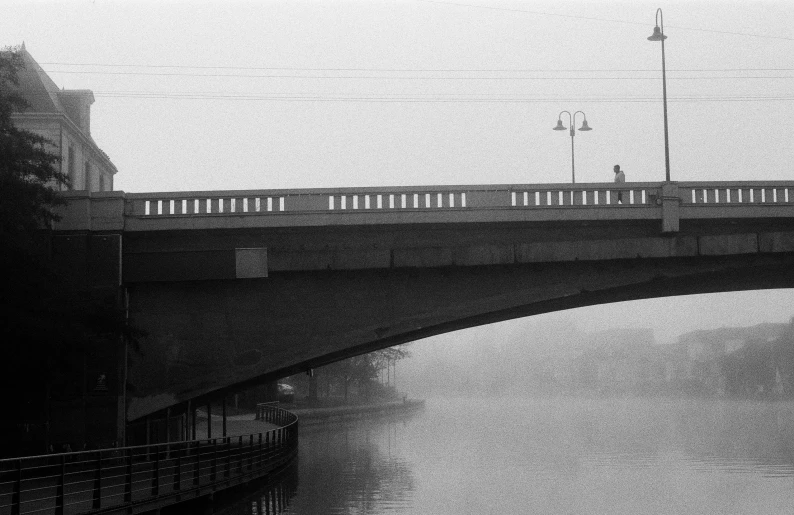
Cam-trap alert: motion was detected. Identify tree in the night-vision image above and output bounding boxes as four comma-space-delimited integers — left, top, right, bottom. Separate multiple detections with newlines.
324, 346, 412, 402
0, 47, 137, 455
0, 46, 68, 254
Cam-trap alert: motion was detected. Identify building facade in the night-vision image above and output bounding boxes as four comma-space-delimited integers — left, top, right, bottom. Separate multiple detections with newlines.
10, 44, 118, 191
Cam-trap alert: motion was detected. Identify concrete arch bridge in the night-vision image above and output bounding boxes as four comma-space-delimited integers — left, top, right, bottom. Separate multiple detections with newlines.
52, 181, 794, 423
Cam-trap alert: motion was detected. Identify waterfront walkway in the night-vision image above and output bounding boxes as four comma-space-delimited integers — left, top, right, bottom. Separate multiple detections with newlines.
0, 406, 297, 515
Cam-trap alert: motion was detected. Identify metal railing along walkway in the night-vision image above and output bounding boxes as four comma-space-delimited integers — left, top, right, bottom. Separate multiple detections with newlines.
0, 405, 298, 515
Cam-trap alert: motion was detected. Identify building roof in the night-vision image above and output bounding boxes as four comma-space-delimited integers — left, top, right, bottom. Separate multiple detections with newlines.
9, 44, 118, 176
14, 43, 67, 114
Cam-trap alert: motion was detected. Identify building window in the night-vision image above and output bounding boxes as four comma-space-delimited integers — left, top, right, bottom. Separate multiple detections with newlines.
85, 161, 91, 191
99, 174, 106, 192
67, 146, 75, 190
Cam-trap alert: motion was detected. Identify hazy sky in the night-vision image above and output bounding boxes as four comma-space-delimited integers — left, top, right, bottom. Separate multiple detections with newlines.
4, 0, 793, 341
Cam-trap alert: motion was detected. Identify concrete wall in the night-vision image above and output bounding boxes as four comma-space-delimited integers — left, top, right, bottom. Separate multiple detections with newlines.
121, 221, 794, 419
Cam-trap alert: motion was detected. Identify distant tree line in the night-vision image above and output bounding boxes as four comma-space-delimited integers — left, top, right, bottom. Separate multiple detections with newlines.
286, 347, 411, 406
721, 319, 794, 398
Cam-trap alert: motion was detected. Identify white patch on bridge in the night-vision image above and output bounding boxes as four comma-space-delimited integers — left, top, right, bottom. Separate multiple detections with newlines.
236, 248, 268, 279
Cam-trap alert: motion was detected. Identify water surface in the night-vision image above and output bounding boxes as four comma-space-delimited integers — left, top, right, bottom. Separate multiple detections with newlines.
218, 397, 794, 515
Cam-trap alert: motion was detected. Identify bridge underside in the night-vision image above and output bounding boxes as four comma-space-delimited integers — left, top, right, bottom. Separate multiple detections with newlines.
126, 247, 794, 420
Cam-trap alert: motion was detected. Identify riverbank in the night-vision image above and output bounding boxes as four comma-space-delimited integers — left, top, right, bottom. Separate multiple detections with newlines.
194, 411, 279, 439
289, 399, 425, 424
195, 399, 425, 433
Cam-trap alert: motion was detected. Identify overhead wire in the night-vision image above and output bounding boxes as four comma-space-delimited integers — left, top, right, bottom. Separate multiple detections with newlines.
85, 91, 794, 103
419, 0, 794, 41
36, 63, 794, 73
26, 70, 794, 80
24, 4, 794, 107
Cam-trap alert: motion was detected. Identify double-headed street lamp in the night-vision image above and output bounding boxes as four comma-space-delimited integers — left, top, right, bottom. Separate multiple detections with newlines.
648, 8, 671, 182
553, 110, 592, 184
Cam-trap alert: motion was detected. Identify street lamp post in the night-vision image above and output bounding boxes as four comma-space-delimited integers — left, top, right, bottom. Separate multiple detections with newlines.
553, 110, 592, 184
648, 8, 671, 182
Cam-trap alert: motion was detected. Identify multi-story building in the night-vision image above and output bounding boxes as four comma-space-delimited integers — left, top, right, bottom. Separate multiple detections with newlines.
9, 44, 118, 191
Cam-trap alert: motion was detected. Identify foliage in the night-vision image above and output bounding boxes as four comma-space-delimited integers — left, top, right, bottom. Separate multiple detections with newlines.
721, 317, 794, 398
0, 47, 138, 431
0, 47, 68, 254
322, 346, 411, 401
288, 345, 412, 404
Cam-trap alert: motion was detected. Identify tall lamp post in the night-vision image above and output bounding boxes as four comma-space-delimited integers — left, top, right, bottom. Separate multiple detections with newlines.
553, 110, 592, 184
648, 8, 671, 182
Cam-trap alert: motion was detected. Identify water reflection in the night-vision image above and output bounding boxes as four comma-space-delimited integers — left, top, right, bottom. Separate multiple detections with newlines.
213, 399, 794, 515
294, 414, 417, 514
211, 461, 299, 515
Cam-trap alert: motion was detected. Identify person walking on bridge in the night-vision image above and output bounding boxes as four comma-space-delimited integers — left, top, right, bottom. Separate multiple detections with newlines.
613, 164, 625, 203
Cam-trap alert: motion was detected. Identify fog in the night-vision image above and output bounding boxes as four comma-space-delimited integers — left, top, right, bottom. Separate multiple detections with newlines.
397, 289, 794, 399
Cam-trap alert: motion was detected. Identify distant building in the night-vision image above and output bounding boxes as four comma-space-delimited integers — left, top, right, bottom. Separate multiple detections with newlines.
9, 44, 118, 191
677, 323, 788, 395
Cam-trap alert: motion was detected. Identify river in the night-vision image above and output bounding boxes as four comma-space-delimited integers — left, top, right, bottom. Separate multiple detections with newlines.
215, 397, 794, 514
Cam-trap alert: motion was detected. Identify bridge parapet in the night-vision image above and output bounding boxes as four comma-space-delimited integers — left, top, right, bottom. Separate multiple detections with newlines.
52, 182, 794, 238
679, 182, 792, 205
125, 183, 661, 217
123, 181, 793, 218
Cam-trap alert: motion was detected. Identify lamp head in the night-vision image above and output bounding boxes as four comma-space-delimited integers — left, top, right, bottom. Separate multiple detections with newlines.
648, 26, 667, 41
553, 119, 566, 131
578, 119, 592, 131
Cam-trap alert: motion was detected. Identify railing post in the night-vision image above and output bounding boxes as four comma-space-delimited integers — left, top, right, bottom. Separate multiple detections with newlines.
11, 459, 21, 515
165, 407, 171, 459
258, 433, 264, 470
124, 448, 133, 503
211, 438, 218, 481
55, 454, 65, 515
92, 451, 102, 509
151, 446, 160, 496
174, 445, 182, 491
224, 437, 231, 478
193, 441, 201, 486
238, 435, 244, 475
248, 434, 254, 470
